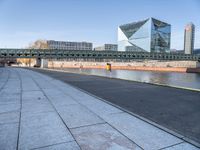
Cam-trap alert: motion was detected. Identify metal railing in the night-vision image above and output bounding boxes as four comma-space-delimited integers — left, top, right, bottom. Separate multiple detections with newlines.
0, 49, 199, 61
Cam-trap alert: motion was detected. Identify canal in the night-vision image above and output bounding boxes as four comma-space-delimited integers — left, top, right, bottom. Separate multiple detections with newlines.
56, 68, 200, 90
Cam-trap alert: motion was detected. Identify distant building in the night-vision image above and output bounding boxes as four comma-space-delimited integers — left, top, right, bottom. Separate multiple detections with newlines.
118, 18, 171, 53
184, 23, 195, 54
47, 40, 93, 50
94, 44, 118, 51
194, 49, 200, 55
170, 49, 184, 54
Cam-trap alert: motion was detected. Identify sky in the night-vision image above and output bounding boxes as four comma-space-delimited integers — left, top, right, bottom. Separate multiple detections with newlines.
0, 0, 200, 50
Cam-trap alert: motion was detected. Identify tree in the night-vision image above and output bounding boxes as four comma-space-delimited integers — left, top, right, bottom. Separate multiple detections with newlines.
29, 39, 48, 49
17, 39, 48, 66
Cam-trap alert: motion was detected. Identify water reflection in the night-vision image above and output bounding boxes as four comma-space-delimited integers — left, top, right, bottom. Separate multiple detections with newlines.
60, 68, 200, 90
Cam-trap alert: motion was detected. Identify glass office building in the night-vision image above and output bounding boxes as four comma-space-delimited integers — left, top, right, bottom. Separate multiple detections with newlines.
118, 18, 171, 52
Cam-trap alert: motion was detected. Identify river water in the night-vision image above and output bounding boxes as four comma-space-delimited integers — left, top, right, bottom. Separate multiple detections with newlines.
58, 68, 200, 90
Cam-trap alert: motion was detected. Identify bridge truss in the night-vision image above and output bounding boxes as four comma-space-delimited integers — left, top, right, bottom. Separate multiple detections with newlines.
0, 49, 199, 61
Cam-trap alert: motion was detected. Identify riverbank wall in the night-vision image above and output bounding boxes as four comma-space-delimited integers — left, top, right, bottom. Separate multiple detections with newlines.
42, 59, 200, 73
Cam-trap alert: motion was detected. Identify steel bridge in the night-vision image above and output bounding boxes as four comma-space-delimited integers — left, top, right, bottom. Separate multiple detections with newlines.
0, 49, 200, 61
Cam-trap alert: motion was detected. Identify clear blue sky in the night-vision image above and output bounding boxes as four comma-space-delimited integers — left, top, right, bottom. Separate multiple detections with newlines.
0, 0, 199, 49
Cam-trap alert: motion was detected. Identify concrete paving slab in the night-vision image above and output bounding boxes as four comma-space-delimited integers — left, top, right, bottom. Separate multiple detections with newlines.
0, 91, 20, 98
3, 85, 21, 92
49, 80, 83, 94
81, 98, 123, 117
43, 89, 78, 106
0, 87, 20, 93
21, 99, 54, 114
49, 95, 78, 107
32, 73, 53, 82
43, 89, 78, 107
103, 112, 183, 150
19, 111, 74, 150
0, 103, 20, 114
0, 123, 18, 150
0, 95, 20, 105
65, 93, 96, 105
163, 142, 199, 150
21, 79, 40, 91
43, 89, 66, 97
33, 141, 80, 150
35, 81, 56, 90
71, 123, 141, 150
57, 104, 104, 128
0, 111, 19, 124
61, 87, 99, 105
4, 80, 20, 85
43, 88, 67, 99
22, 91, 46, 100
56, 82, 122, 116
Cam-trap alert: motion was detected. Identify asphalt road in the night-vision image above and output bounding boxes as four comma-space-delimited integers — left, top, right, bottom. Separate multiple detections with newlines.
30, 68, 200, 144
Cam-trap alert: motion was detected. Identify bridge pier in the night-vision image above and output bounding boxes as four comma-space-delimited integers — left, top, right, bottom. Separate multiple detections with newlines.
35, 58, 41, 67
197, 62, 200, 68
40, 59, 48, 68
36, 58, 48, 68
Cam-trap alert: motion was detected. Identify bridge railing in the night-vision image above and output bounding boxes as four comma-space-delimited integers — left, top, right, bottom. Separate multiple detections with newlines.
0, 49, 199, 61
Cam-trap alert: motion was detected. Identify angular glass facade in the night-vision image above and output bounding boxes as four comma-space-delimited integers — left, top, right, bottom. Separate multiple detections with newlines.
118, 18, 171, 53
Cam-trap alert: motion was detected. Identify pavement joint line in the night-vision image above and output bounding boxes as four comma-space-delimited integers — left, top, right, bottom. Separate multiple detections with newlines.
15, 68, 23, 150
0, 68, 10, 92
69, 122, 107, 130
0, 122, 19, 126
158, 141, 185, 150
21, 110, 55, 115
32, 70, 144, 150
48, 103, 80, 107
22, 90, 41, 92
28, 72, 82, 150
0, 102, 20, 106
0, 110, 20, 115
36, 68, 200, 148
30, 140, 76, 150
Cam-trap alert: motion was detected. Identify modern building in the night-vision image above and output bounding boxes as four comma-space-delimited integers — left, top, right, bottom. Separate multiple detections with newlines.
184, 23, 195, 54
94, 44, 118, 51
118, 18, 171, 53
47, 40, 93, 50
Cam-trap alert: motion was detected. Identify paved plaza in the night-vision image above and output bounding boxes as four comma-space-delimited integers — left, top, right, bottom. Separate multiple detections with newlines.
0, 67, 199, 150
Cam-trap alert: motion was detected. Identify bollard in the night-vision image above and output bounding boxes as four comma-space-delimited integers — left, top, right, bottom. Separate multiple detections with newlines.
106, 63, 111, 71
